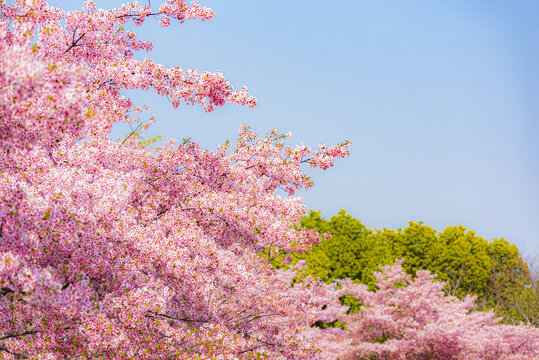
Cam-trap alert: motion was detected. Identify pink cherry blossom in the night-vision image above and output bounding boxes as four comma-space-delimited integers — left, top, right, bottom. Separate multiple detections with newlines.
0, 1, 349, 358
308, 260, 539, 360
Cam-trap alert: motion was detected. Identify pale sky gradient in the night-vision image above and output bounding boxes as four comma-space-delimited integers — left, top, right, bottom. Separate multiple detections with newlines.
50, 1, 539, 256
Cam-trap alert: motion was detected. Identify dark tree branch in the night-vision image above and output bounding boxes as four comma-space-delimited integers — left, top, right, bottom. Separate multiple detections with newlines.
65, 29, 86, 53
0, 329, 39, 341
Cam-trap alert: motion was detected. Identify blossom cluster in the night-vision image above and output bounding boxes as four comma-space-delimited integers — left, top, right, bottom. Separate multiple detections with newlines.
0, 1, 348, 358
308, 260, 539, 360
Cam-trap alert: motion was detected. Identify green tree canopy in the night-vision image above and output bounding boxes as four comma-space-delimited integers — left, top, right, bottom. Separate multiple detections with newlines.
285, 210, 534, 324
298, 210, 393, 289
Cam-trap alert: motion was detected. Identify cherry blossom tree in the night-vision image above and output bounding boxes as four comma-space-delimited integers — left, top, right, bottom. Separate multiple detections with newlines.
0, 0, 349, 358
5, 1, 536, 359
310, 259, 539, 360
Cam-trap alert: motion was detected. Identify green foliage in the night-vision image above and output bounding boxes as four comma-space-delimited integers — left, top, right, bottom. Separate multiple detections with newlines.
433, 226, 492, 297
138, 134, 162, 148
481, 238, 532, 322
371, 222, 439, 277
373, 223, 494, 299
299, 210, 393, 289
288, 210, 535, 325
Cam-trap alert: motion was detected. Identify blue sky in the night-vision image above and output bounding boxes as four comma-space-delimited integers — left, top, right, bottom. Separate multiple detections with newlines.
50, 1, 539, 257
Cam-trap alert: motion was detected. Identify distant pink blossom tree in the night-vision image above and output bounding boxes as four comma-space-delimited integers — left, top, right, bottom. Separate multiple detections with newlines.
309, 259, 539, 360
0, 0, 349, 358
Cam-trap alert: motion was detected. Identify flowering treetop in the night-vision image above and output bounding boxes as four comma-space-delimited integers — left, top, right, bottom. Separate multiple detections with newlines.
308, 259, 539, 360
0, 0, 350, 359
1, 0, 256, 152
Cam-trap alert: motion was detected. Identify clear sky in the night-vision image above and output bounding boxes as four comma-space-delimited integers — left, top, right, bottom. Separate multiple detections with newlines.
50, 1, 539, 257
